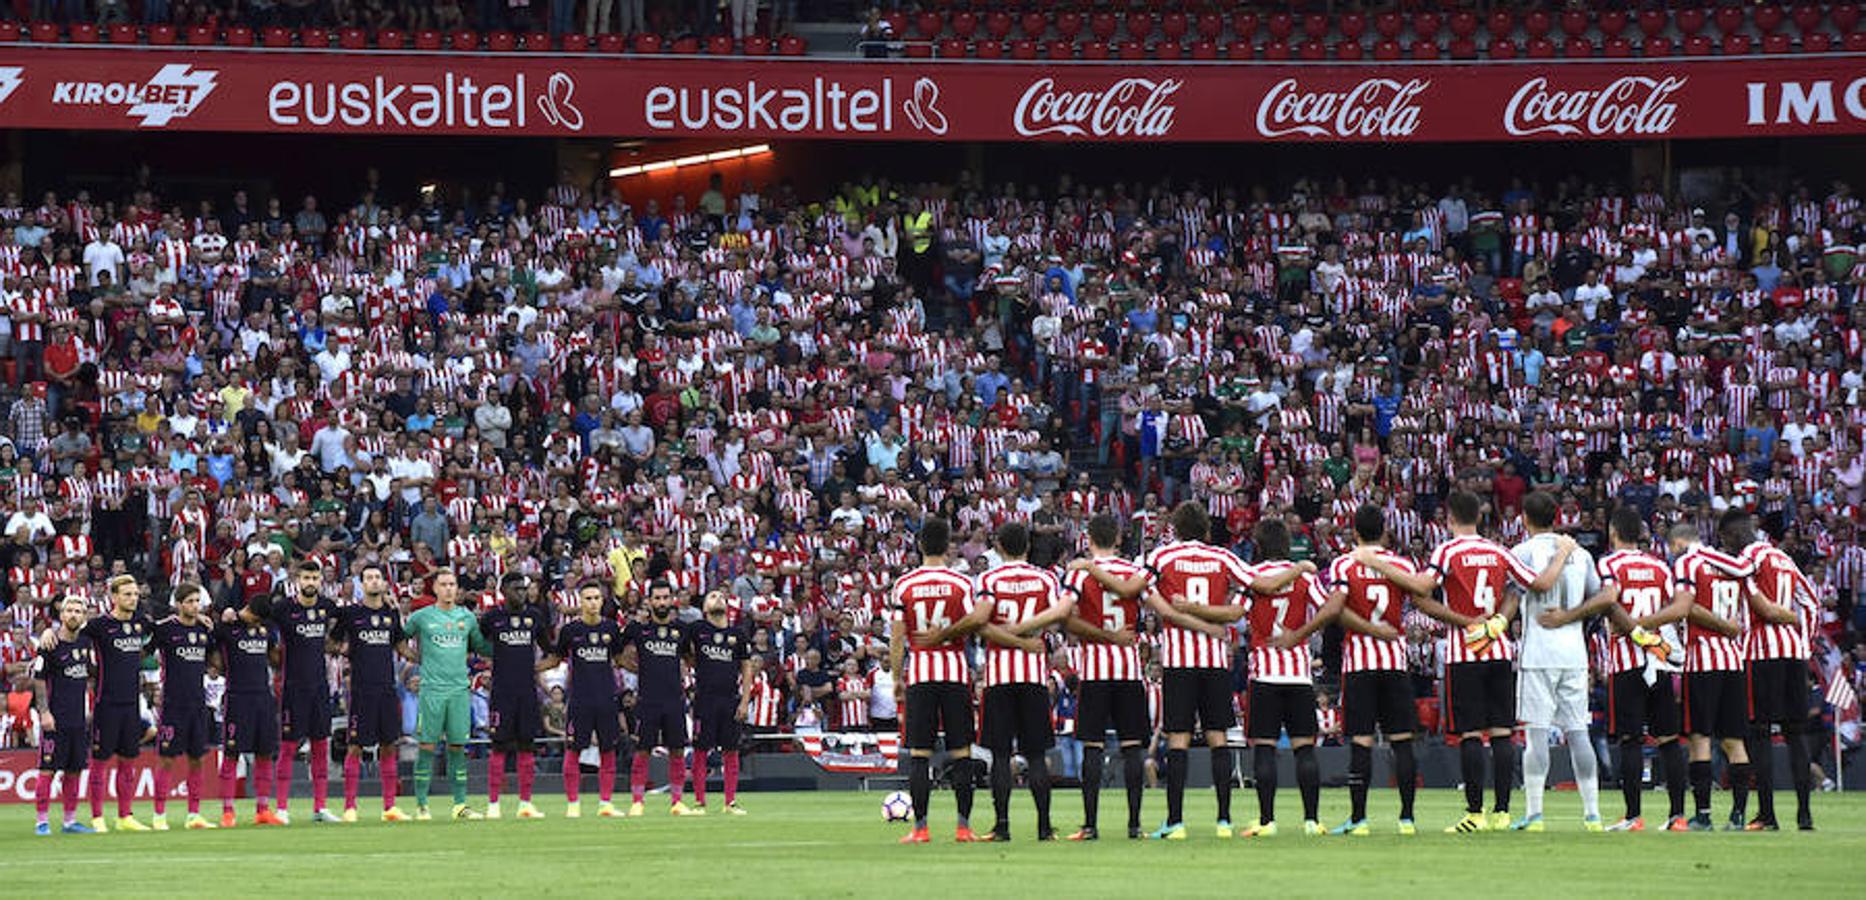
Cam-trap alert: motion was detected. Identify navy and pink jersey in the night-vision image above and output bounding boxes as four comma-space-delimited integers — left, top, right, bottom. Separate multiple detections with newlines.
80, 613, 150, 706
623, 619, 688, 705
330, 603, 404, 691
556, 618, 624, 706
151, 616, 213, 709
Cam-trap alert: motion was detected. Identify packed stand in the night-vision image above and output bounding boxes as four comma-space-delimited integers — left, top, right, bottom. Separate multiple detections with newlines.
0, 162, 1861, 771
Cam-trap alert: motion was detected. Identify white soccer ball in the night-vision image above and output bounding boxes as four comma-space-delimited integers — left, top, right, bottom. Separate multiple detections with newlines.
881, 791, 913, 822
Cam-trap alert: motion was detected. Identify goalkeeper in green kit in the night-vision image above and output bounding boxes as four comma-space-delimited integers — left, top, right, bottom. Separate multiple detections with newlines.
402, 570, 489, 821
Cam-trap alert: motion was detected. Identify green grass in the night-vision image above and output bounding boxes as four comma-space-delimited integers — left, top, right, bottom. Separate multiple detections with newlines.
4, 788, 1859, 897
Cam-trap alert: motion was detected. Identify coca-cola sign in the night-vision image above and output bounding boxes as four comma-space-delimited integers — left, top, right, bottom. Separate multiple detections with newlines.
1503, 75, 1686, 137
1013, 77, 1181, 138
1254, 77, 1429, 139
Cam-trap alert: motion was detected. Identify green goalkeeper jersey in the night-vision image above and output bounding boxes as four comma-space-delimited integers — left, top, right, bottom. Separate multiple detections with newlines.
406, 604, 483, 694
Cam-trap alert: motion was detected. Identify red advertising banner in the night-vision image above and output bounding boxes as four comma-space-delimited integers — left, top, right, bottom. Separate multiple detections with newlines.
0, 749, 236, 804
0, 46, 1860, 141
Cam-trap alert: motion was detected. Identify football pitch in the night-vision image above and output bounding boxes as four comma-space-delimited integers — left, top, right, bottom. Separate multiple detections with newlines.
4, 789, 1859, 897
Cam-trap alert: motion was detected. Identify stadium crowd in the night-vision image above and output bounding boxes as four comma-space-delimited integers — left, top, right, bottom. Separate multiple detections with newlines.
0, 158, 1862, 779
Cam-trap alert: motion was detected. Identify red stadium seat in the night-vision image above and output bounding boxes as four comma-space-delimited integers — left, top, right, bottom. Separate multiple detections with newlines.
1374, 11, 1401, 39
1339, 11, 1367, 40
974, 40, 1002, 59
107, 23, 138, 43
68, 22, 97, 43
778, 34, 807, 55
1161, 11, 1188, 41
984, 11, 1012, 41
450, 30, 479, 51
1020, 12, 1046, 38
1563, 36, 1595, 57
560, 32, 589, 51
1762, 32, 1792, 52
597, 32, 625, 52
0, 22, 18, 42
1089, 11, 1116, 41
225, 26, 254, 45
1603, 36, 1632, 57
706, 34, 733, 54
949, 12, 977, 39
1598, 10, 1628, 37
147, 23, 176, 44
1410, 38, 1438, 59
1080, 40, 1109, 59
1195, 12, 1222, 41
1125, 12, 1153, 41
1643, 35, 1674, 56
1638, 9, 1668, 37
913, 12, 942, 38
1298, 39, 1325, 60
1754, 4, 1785, 32
937, 36, 966, 56
1847, 29, 1866, 50
486, 30, 516, 51
741, 34, 770, 54
30, 22, 60, 42
671, 35, 701, 53
1560, 9, 1588, 37
1117, 39, 1144, 59
523, 31, 553, 50
1231, 12, 1259, 40
1189, 39, 1217, 59
1045, 39, 1075, 59
1261, 39, 1291, 60
414, 29, 443, 50
1266, 11, 1293, 40
1373, 38, 1401, 60
1413, 12, 1442, 40
1300, 12, 1327, 39
1487, 10, 1514, 40
338, 27, 367, 49
1008, 38, 1036, 58
1055, 11, 1082, 39
1714, 5, 1744, 34
1685, 34, 1715, 55
1527, 36, 1557, 57
1488, 37, 1517, 59
632, 33, 662, 52
1833, 2, 1860, 32
1677, 7, 1709, 35
1792, 4, 1824, 31
1154, 41, 1182, 59
1448, 11, 1475, 39
1802, 31, 1833, 51
884, 12, 908, 37
1523, 10, 1552, 37
301, 26, 330, 47
1224, 39, 1253, 59
1722, 33, 1752, 54
1337, 39, 1365, 60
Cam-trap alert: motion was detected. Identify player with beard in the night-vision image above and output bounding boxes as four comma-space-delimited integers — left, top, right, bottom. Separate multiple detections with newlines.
216, 587, 284, 827
683, 590, 757, 814
623, 581, 700, 816
480, 572, 555, 820
272, 561, 342, 824
41, 575, 154, 832
330, 564, 410, 822
31, 596, 95, 835
150, 583, 217, 830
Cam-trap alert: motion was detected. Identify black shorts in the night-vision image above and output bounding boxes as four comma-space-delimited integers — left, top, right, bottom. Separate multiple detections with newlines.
347, 687, 402, 747
981, 683, 1054, 754
904, 681, 975, 752
90, 704, 142, 760
223, 693, 281, 758
1246, 681, 1319, 741
1342, 670, 1418, 738
1162, 668, 1235, 735
280, 685, 333, 742
1748, 659, 1809, 725
1609, 669, 1681, 740
158, 704, 214, 758
633, 701, 688, 750
39, 727, 87, 772
1445, 660, 1516, 734
568, 699, 623, 752
692, 696, 743, 751
1684, 670, 1747, 740
489, 690, 544, 749
1076, 680, 1148, 745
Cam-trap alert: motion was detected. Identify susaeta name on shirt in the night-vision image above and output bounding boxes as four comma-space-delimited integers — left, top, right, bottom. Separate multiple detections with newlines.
268, 72, 542, 129
644, 78, 899, 133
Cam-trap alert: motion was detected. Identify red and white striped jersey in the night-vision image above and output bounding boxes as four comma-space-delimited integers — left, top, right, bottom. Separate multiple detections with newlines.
746, 670, 783, 728
1328, 549, 1415, 673
1672, 545, 1755, 673
890, 565, 975, 685
1429, 535, 1540, 664
836, 674, 871, 728
1596, 549, 1674, 675
1241, 561, 1328, 685
1138, 541, 1254, 670
978, 561, 1062, 687
1066, 556, 1142, 682
1741, 541, 1815, 662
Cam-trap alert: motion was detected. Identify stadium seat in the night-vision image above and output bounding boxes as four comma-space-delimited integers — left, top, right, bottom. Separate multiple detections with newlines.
1008, 38, 1036, 58
884, 12, 908, 37
1298, 39, 1325, 59
107, 23, 137, 43
450, 30, 479, 51
1089, 11, 1116, 41
1754, 4, 1785, 32
975, 40, 1001, 58
597, 32, 624, 52
1161, 11, 1188, 41
185, 25, 216, 45
706, 34, 733, 54
0, 22, 17, 41
338, 27, 367, 49
414, 29, 443, 50
1488, 37, 1517, 59
1448, 11, 1475, 39
1374, 11, 1402, 39
1337, 39, 1365, 60
1487, 10, 1514, 40
560, 32, 589, 51
521, 31, 552, 50
1599, 10, 1628, 37
147, 23, 176, 44
1261, 39, 1290, 60
950, 11, 977, 39
1080, 40, 1109, 59
1802, 30, 1833, 51
1677, 7, 1709, 35
1643, 35, 1674, 56
779, 34, 807, 55
1373, 38, 1402, 59
1230, 12, 1259, 40
1339, 11, 1367, 40
487, 30, 516, 51
1523, 9, 1552, 37
1300, 12, 1327, 40
226, 25, 253, 45
1413, 12, 1442, 40
1448, 37, 1476, 58
30, 21, 60, 42
1154, 41, 1181, 59
1045, 39, 1075, 59
1117, 39, 1144, 59
1603, 36, 1632, 57
1125, 12, 1153, 41
976, 10, 1005, 41
1638, 9, 1669, 38
1714, 5, 1745, 35
1055, 11, 1082, 40
1019, 12, 1046, 38
1563, 36, 1595, 57
1410, 38, 1438, 59
66, 22, 95, 42
1224, 39, 1253, 59
913, 12, 941, 38
1560, 9, 1588, 37
1723, 33, 1752, 53
1763, 32, 1792, 52
1189, 39, 1217, 59
937, 37, 966, 56
1526, 36, 1556, 57
741, 34, 770, 54
1266, 11, 1293, 40
1835, 3, 1861, 32
632, 33, 662, 52
1195, 12, 1222, 41
671, 35, 701, 53
1847, 29, 1866, 50
301, 26, 330, 47
1792, 3, 1824, 31
1685, 34, 1715, 54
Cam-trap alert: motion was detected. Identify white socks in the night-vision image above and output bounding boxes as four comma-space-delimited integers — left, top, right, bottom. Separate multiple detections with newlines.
1566, 728, 1600, 820
1524, 726, 1551, 819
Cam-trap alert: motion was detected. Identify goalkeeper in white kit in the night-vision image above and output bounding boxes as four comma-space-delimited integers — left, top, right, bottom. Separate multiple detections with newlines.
1510, 493, 1602, 832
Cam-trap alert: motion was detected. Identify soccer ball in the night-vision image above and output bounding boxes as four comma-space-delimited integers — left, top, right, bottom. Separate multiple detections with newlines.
881, 791, 913, 822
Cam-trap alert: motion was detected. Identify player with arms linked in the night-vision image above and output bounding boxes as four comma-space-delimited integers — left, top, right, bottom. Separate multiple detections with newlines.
555, 581, 627, 818
623, 580, 699, 816
37, 575, 153, 833
975, 521, 1074, 842
684, 589, 758, 815
1241, 517, 1334, 838
1062, 514, 1149, 841
329, 563, 411, 822
403, 569, 489, 821
271, 561, 342, 824
215, 584, 285, 827
31, 596, 96, 835
480, 572, 555, 820
150, 582, 218, 830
